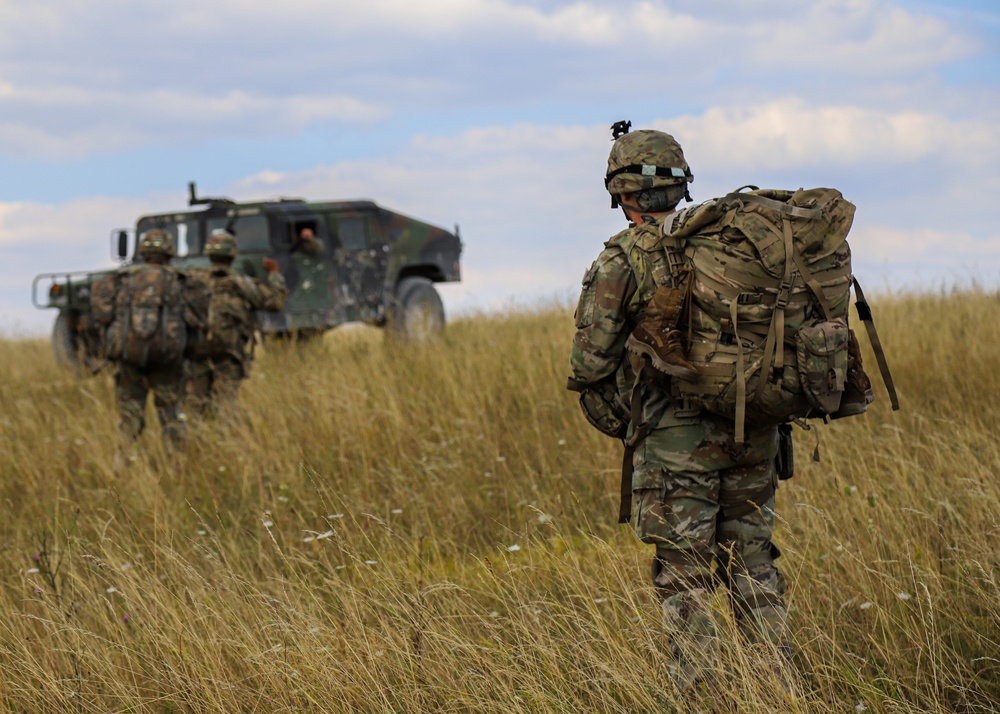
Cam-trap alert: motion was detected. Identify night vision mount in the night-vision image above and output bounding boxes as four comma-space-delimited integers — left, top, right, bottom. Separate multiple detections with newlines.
611, 120, 632, 140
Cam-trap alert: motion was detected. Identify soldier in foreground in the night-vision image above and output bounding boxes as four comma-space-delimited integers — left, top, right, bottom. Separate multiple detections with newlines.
185, 230, 287, 416
568, 127, 789, 693
91, 230, 208, 454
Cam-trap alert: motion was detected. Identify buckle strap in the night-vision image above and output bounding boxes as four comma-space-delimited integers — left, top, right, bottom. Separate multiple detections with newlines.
852, 278, 900, 411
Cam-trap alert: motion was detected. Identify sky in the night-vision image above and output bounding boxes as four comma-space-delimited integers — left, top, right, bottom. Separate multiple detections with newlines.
1, 0, 998, 337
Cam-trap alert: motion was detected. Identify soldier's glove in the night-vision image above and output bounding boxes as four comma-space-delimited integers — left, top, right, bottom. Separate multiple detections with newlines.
262, 258, 279, 273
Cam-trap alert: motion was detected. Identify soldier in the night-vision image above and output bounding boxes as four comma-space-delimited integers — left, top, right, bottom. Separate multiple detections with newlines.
91, 229, 208, 452
185, 230, 287, 416
568, 126, 790, 694
294, 226, 325, 257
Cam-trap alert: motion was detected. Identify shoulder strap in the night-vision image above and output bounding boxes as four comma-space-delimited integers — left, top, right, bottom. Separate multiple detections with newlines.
851, 278, 900, 411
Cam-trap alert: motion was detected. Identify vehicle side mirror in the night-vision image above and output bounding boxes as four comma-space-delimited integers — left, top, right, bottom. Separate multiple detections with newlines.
117, 231, 128, 259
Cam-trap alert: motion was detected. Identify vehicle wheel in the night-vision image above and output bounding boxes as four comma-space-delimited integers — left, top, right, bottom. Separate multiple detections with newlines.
388, 277, 445, 341
52, 313, 102, 376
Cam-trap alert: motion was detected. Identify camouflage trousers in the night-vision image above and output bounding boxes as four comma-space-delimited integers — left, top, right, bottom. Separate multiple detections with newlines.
114, 361, 186, 446
631, 407, 787, 691
185, 356, 245, 417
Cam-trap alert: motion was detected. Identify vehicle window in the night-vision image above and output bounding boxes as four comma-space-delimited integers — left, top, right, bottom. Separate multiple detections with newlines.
136, 219, 199, 257
206, 215, 270, 253
338, 217, 367, 252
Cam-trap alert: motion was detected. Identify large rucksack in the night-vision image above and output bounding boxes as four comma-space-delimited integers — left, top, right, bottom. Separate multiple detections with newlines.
93, 265, 203, 367
633, 186, 897, 443
189, 270, 252, 359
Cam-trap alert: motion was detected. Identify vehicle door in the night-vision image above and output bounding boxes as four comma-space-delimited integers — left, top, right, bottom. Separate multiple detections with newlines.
274, 213, 335, 330
326, 211, 389, 324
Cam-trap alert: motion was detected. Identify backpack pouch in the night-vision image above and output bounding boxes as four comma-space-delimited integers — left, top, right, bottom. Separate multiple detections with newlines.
796, 319, 849, 414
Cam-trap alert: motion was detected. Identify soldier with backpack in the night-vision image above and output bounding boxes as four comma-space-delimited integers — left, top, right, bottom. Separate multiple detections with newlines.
569, 123, 896, 695
184, 230, 287, 416
91, 229, 209, 450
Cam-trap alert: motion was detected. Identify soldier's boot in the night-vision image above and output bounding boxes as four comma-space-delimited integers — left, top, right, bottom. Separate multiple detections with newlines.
831, 329, 874, 419
655, 553, 721, 695
626, 285, 698, 380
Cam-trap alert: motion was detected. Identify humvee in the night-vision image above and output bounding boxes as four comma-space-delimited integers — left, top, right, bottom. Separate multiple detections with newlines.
32, 183, 463, 374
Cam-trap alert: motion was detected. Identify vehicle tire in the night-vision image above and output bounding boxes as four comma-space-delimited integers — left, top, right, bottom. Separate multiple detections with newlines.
52, 313, 102, 377
387, 277, 445, 341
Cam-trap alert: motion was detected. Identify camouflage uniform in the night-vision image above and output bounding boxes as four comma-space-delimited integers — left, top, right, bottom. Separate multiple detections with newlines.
570, 127, 788, 691
115, 359, 187, 444
186, 234, 287, 416
91, 230, 208, 447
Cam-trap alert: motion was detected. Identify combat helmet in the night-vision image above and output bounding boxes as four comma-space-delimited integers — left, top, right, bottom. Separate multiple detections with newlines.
205, 230, 239, 260
605, 121, 693, 209
137, 229, 175, 261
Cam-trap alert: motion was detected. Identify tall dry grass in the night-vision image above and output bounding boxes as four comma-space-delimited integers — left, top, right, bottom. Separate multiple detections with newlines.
0, 289, 997, 713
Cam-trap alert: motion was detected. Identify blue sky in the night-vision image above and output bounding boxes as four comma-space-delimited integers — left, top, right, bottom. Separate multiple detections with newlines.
1, 0, 998, 336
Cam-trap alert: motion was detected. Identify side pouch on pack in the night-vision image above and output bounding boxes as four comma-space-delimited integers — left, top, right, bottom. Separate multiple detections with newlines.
567, 375, 629, 440
795, 318, 849, 414
90, 274, 118, 326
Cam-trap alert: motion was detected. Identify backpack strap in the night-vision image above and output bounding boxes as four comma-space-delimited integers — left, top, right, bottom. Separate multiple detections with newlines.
159, 268, 170, 362
726, 191, 823, 221
121, 271, 135, 363
851, 278, 900, 411
749, 216, 797, 430
730, 297, 748, 446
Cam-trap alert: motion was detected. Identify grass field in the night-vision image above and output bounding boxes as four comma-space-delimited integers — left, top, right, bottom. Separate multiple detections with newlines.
0, 290, 998, 713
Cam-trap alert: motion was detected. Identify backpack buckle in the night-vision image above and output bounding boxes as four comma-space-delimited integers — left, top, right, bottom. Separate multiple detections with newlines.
774, 280, 793, 310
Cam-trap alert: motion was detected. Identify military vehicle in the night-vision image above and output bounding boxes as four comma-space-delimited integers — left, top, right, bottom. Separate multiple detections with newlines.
32, 183, 463, 373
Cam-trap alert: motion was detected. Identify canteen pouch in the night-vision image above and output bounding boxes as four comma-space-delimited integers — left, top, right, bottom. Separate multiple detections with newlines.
795, 318, 850, 414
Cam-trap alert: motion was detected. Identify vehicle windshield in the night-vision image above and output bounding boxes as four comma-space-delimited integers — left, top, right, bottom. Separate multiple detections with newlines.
135, 214, 271, 257
206, 215, 270, 253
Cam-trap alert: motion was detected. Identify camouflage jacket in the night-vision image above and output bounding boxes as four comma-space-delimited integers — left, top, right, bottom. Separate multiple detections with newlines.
570, 216, 680, 429
569, 218, 670, 383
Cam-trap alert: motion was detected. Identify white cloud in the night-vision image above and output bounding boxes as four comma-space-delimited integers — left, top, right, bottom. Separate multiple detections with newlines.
0, 0, 988, 159
0, 84, 383, 158
663, 99, 1000, 173
851, 225, 1000, 265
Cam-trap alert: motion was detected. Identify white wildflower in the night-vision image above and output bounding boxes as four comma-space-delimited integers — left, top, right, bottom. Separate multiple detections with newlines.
506, 544, 521, 552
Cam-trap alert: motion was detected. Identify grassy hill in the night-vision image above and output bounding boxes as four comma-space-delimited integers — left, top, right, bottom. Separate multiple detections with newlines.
0, 291, 997, 713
